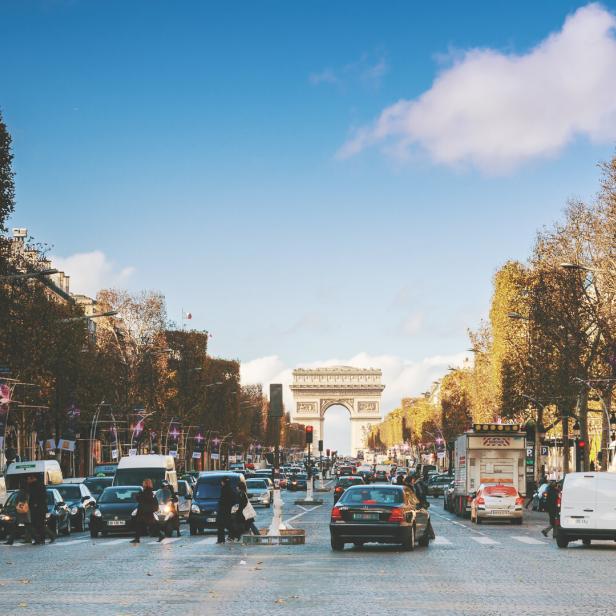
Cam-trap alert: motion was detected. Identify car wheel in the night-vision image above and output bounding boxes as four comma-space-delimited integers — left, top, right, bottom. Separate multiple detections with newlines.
402, 525, 415, 551
90, 528, 99, 538
102, 531, 108, 537
330, 535, 344, 551
582, 538, 591, 546
556, 531, 569, 549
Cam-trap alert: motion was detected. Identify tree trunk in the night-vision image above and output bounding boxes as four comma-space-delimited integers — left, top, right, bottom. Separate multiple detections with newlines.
601, 385, 612, 471
579, 389, 589, 471
561, 404, 570, 475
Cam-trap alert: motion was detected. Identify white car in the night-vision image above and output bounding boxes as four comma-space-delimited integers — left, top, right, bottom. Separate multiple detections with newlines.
470, 484, 523, 524
246, 478, 272, 507
557, 472, 616, 548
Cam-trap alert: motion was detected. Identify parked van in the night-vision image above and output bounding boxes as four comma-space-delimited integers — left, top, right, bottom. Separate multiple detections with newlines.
5, 460, 63, 490
113, 455, 177, 491
556, 472, 616, 548
188, 471, 245, 535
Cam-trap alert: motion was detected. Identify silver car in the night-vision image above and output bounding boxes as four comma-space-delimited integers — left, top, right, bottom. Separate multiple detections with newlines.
246, 479, 272, 508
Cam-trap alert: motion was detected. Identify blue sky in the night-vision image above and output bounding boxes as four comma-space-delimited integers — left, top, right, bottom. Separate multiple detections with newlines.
3, 1, 616, 451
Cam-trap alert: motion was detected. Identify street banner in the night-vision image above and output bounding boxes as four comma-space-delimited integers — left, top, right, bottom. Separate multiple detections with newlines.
192, 428, 205, 460
211, 453, 220, 460
129, 448, 137, 456
58, 403, 80, 452
0, 383, 12, 405
167, 420, 181, 455
111, 448, 119, 460
211, 437, 220, 461
0, 401, 8, 449
130, 412, 146, 446
45, 438, 57, 452
192, 451, 201, 459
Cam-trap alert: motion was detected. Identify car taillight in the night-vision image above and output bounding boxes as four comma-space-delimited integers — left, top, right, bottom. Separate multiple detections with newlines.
476, 497, 485, 505
335, 487, 343, 493
467, 495, 473, 503
388, 508, 404, 522
515, 496, 524, 506
556, 493, 561, 508
331, 507, 342, 521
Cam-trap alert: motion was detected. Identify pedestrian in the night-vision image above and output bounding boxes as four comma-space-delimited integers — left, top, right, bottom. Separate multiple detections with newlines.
216, 477, 238, 543
27, 474, 53, 545
541, 480, 560, 537
396, 473, 405, 485
4, 481, 33, 545
130, 479, 163, 544
525, 479, 537, 510
409, 474, 435, 540
236, 481, 260, 536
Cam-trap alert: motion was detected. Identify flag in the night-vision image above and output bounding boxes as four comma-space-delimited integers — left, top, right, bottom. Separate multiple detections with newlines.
167, 420, 181, 456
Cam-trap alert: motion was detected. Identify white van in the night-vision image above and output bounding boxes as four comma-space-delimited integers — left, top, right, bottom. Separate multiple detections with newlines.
113, 455, 177, 491
5, 460, 63, 490
556, 472, 616, 548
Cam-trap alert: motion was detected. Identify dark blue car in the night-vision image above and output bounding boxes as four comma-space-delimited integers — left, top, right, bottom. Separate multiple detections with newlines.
189, 472, 244, 535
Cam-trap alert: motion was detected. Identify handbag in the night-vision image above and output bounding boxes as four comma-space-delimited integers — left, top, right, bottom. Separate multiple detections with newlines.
242, 501, 256, 521
16, 501, 29, 515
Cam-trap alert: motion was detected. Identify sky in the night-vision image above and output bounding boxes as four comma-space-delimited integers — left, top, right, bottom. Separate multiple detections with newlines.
3, 1, 616, 452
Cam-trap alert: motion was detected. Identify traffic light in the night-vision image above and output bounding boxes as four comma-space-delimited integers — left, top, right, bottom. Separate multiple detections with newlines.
576, 439, 586, 472
305, 425, 314, 444
326, 448, 331, 457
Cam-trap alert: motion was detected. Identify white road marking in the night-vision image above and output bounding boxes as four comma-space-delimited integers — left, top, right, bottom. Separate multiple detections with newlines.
512, 535, 545, 545
155, 537, 182, 545
196, 536, 218, 545
101, 538, 130, 545
433, 536, 452, 545
470, 536, 500, 545
283, 505, 322, 526
50, 539, 89, 546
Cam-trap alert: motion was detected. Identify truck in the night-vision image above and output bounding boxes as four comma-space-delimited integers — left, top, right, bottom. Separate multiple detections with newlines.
452, 423, 526, 518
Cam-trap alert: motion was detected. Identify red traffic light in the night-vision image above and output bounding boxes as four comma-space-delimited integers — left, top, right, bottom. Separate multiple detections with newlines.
578, 440, 586, 448
305, 425, 314, 444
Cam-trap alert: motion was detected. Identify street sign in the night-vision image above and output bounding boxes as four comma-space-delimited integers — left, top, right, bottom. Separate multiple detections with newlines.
540, 445, 549, 456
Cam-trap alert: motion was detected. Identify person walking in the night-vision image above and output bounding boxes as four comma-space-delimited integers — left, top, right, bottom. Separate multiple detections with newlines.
236, 481, 259, 536
409, 474, 436, 540
216, 477, 237, 543
130, 479, 163, 544
4, 482, 32, 545
541, 480, 560, 537
27, 475, 52, 545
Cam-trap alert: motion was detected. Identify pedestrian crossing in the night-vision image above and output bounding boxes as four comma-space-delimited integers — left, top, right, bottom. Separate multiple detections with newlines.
0, 533, 556, 549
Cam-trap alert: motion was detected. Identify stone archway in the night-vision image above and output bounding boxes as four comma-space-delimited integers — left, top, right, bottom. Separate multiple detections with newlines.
289, 366, 385, 457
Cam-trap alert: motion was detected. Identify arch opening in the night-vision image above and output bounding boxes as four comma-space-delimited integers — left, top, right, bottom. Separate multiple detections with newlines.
322, 404, 352, 456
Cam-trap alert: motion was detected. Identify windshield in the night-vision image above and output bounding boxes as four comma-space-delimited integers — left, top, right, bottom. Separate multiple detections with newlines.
85, 478, 112, 497
99, 487, 141, 504
196, 480, 223, 499
56, 486, 81, 501
339, 477, 363, 487
290, 474, 307, 480
339, 487, 403, 505
46, 491, 56, 505
114, 468, 165, 489
247, 480, 267, 489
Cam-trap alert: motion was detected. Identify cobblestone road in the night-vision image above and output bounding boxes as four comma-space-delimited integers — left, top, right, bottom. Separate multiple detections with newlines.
1, 490, 614, 616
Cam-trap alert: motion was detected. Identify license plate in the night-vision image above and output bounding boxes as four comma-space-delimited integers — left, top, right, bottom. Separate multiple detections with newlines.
107, 520, 125, 526
207, 517, 217, 523
570, 517, 590, 525
353, 513, 379, 521
489, 510, 509, 515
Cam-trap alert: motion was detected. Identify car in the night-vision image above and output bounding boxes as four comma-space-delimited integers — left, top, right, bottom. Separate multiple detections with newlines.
189, 472, 246, 535
356, 466, 374, 483
90, 485, 142, 537
338, 466, 355, 477
531, 482, 549, 511
470, 484, 524, 524
329, 484, 431, 551
176, 480, 194, 521
246, 478, 272, 507
287, 473, 308, 491
55, 483, 97, 531
84, 476, 114, 500
427, 474, 452, 497
373, 469, 389, 483
556, 472, 616, 548
278, 474, 288, 489
93, 463, 118, 477
333, 476, 365, 503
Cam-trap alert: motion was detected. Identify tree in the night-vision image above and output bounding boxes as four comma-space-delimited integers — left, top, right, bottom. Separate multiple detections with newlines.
0, 110, 15, 234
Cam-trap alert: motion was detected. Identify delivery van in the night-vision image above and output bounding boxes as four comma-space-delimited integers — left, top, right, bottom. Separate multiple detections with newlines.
5, 460, 63, 490
556, 472, 616, 548
113, 455, 177, 491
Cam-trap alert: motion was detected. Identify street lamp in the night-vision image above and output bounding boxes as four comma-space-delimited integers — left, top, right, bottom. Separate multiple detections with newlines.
507, 311, 529, 320
60, 310, 118, 323
572, 420, 581, 438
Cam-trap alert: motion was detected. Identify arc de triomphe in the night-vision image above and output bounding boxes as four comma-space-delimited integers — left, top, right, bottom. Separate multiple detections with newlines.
289, 366, 385, 457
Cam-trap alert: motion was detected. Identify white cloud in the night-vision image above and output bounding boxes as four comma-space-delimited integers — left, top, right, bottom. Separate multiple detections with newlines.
52, 250, 135, 297
338, 4, 616, 172
240, 351, 470, 416
310, 52, 389, 90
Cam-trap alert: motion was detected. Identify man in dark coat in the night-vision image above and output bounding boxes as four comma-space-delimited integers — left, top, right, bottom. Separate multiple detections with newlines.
541, 480, 560, 537
27, 475, 51, 545
216, 477, 237, 543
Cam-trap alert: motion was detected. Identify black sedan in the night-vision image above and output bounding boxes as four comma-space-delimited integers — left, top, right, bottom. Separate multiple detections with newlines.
426, 474, 452, 497
286, 474, 308, 491
55, 483, 97, 531
84, 476, 113, 500
330, 484, 431, 551
90, 486, 142, 537
333, 476, 365, 503
357, 469, 374, 483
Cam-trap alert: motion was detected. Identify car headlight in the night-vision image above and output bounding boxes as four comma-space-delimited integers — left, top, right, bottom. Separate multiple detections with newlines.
163, 504, 172, 514
45, 513, 51, 519
94, 509, 102, 518
131, 508, 137, 517
260, 494, 268, 500
0, 514, 11, 521
70, 506, 79, 516
191, 504, 200, 513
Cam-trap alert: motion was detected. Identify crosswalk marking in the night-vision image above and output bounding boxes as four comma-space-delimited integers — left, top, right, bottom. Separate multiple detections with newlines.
155, 537, 182, 545
512, 535, 545, 545
196, 536, 218, 545
101, 538, 130, 545
50, 539, 88, 546
433, 536, 452, 545
470, 536, 500, 545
